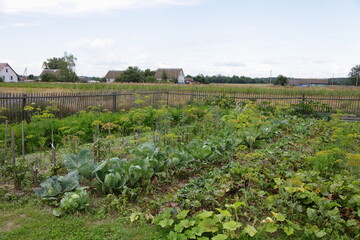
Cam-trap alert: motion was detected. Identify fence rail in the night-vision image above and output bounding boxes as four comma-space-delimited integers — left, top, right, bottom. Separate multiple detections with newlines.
0, 90, 359, 123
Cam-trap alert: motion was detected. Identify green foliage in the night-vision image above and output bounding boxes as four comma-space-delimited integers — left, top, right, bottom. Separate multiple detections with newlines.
2, 100, 359, 239
274, 75, 288, 86
40, 72, 60, 82
348, 64, 360, 86
193, 74, 209, 84
161, 71, 168, 81
42, 52, 78, 82
204, 95, 236, 109
154, 204, 252, 239
35, 171, 80, 199
65, 149, 96, 180
308, 148, 345, 173
115, 66, 144, 83
290, 100, 333, 119
52, 188, 90, 217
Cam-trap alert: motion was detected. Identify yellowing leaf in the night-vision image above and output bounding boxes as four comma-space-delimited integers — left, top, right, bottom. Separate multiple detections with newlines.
271, 212, 286, 221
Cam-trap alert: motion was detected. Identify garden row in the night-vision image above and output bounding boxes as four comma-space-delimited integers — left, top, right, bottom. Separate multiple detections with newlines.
1, 99, 359, 239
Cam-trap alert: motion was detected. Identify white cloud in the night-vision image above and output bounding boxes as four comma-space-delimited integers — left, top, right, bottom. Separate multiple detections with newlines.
69, 38, 115, 49
0, 0, 206, 15
215, 60, 246, 68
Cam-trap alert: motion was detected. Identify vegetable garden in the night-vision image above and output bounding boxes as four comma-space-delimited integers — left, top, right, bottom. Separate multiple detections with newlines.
0, 97, 359, 239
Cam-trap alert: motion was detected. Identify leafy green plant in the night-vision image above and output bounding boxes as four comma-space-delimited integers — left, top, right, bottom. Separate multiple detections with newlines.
153, 203, 260, 239
65, 149, 96, 180
35, 171, 80, 199
53, 187, 90, 217
290, 100, 333, 119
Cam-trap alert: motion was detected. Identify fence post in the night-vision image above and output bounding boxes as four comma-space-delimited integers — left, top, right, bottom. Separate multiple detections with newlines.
166, 91, 169, 105
21, 93, 27, 121
112, 91, 117, 112
302, 94, 305, 101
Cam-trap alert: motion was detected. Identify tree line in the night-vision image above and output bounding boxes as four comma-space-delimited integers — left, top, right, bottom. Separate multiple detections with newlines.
37, 52, 360, 86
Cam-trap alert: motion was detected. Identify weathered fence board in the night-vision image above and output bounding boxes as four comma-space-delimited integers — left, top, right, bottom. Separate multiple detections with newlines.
0, 90, 359, 123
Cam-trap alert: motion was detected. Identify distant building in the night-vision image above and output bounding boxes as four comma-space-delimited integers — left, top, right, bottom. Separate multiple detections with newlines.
155, 68, 185, 83
105, 70, 124, 83
40, 69, 61, 75
288, 78, 328, 86
185, 77, 194, 84
39, 69, 61, 81
0, 63, 19, 82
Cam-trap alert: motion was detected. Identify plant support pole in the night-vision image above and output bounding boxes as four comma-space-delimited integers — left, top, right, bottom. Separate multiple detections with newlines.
34, 155, 39, 184
2, 120, 8, 182
51, 129, 56, 167
11, 130, 16, 189
3, 120, 8, 164
22, 120, 25, 160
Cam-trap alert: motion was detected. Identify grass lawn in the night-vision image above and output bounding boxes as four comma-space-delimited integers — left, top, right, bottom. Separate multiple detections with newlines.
0, 201, 165, 240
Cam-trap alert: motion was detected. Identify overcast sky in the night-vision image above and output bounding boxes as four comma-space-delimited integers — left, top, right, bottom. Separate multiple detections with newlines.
1, 0, 360, 78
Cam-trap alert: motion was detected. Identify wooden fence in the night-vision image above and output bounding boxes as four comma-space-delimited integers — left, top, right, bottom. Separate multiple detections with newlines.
0, 90, 359, 123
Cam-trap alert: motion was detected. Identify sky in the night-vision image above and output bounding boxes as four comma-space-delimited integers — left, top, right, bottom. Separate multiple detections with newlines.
1, 0, 360, 78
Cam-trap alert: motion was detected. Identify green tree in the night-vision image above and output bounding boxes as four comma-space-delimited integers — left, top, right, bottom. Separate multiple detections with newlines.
193, 74, 209, 84
115, 66, 144, 83
42, 52, 78, 82
274, 75, 288, 86
144, 76, 156, 83
144, 69, 155, 77
161, 71, 168, 81
348, 65, 360, 86
41, 72, 60, 82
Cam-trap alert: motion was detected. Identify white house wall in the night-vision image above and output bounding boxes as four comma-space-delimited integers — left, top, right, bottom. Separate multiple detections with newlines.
177, 70, 185, 83
0, 65, 18, 82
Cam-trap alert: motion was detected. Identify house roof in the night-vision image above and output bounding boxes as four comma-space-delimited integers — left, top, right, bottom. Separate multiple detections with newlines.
0, 63, 7, 71
0, 63, 19, 76
105, 70, 124, 79
40, 69, 61, 75
289, 79, 328, 85
155, 68, 184, 79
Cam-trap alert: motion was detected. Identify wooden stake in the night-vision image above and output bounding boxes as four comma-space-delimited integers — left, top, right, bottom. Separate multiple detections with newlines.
3, 120, 8, 164
2, 120, 8, 182
11, 130, 16, 188
11, 130, 15, 165
22, 120, 25, 160
34, 155, 39, 184
51, 129, 56, 167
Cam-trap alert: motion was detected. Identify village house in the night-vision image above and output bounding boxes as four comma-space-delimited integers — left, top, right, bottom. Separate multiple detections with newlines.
0, 63, 19, 82
105, 70, 123, 83
155, 68, 185, 83
288, 78, 329, 86
40, 69, 61, 76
